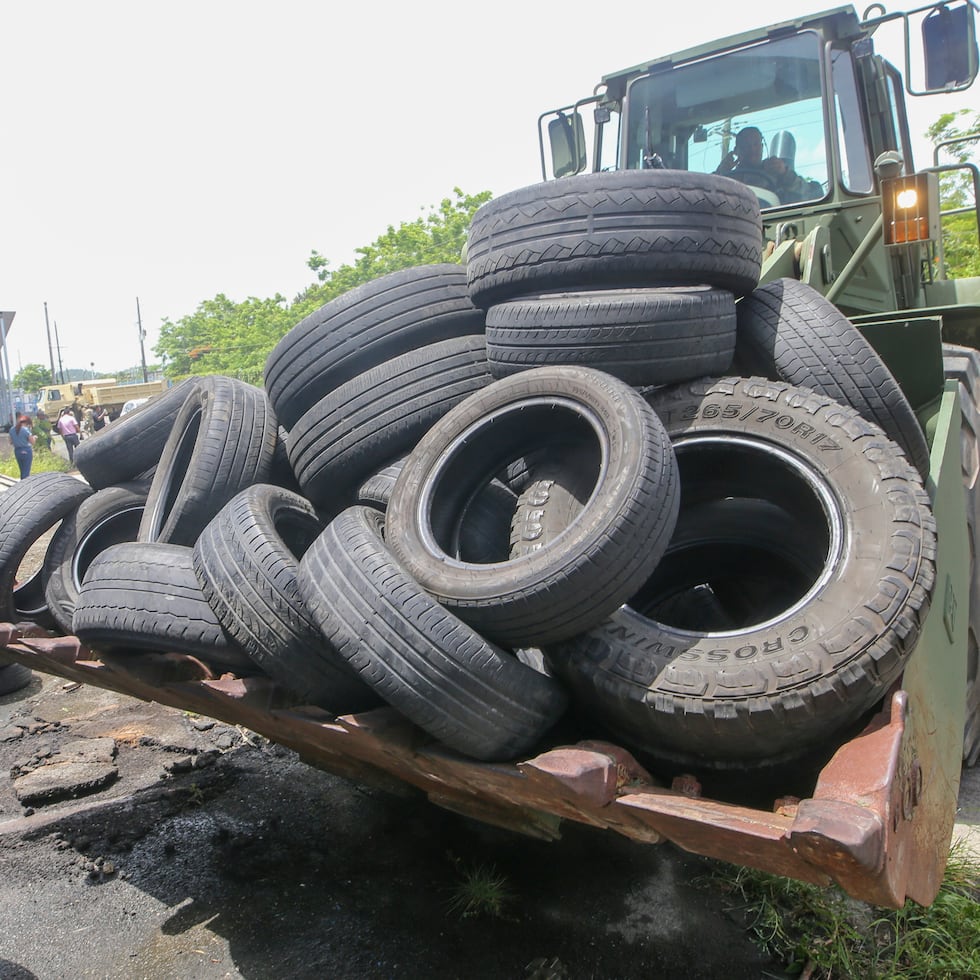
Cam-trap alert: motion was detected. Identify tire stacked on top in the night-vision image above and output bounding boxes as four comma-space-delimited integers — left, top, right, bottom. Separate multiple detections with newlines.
0, 169, 943, 776
466, 170, 763, 387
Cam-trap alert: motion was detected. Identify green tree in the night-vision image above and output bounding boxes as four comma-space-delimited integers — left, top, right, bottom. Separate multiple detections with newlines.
926, 109, 980, 279
14, 363, 52, 394
153, 188, 491, 382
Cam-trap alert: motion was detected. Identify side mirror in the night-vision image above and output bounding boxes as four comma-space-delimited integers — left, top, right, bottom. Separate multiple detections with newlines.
548, 112, 587, 179
922, 1, 979, 90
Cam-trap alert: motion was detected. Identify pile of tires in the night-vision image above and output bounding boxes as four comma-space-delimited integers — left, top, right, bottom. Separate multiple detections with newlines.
0, 170, 940, 775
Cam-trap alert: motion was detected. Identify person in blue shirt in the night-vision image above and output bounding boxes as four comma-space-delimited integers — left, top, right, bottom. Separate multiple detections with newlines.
9, 415, 36, 479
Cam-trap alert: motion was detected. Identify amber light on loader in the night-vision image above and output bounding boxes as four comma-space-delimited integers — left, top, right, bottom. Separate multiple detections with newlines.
883, 172, 941, 245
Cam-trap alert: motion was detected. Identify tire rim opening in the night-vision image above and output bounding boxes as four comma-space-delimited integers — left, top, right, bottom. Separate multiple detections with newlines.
629, 435, 842, 633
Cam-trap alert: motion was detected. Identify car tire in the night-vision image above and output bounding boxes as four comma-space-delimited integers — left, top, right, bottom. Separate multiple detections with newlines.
298, 506, 568, 761
264, 264, 486, 430
485, 286, 736, 385
192, 484, 380, 713
385, 365, 680, 646
0, 473, 93, 624
43, 481, 150, 635
465, 170, 762, 308
73, 380, 199, 490
73, 542, 254, 674
139, 376, 278, 546
286, 336, 493, 513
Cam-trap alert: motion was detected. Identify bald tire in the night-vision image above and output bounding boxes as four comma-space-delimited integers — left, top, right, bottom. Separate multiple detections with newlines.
465, 170, 762, 308
0, 472, 93, 624
297, 506, 568, 762
192, 484, 380, 714
735, 278, 931, 479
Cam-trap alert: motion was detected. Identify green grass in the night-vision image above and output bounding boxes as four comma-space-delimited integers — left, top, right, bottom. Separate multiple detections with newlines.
707, 843, 980, 978
0, 443, 71, 478
445, 853, 514, 920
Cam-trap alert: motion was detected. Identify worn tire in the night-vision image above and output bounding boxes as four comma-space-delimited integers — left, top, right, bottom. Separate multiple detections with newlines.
43, 481, 150, 635
465, 170, 762, 308
0, 473, 93, 624
287, 336, 493, 513
485, 286, 736, 385
735, 278, 931, 478
265, 264, 486, 430
546, 377, 937, 769
73, 380, 200, 490
192, 484, 380, 713
943, 342, 980, 765
298, 506, 568, 761
73, 542, 254, 673
139, 376, 278, 546
385, 366, 680, 646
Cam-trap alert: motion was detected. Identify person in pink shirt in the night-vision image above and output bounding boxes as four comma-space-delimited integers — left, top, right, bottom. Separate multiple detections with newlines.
56, 407, 80, 464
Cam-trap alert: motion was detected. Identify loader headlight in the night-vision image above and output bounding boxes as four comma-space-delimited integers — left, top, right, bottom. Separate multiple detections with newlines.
882, 173, 940, 246
895, 188, 919, 209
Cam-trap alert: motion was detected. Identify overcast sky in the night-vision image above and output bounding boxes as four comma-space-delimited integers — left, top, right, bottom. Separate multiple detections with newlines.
2, 1, 974, 378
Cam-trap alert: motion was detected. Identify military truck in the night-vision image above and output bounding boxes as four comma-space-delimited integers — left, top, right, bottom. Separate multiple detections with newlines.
2, 1, 980, 912
36, 378, 170, 421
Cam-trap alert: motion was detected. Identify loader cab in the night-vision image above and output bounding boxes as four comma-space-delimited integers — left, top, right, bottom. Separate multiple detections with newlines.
540, 2, 979, 316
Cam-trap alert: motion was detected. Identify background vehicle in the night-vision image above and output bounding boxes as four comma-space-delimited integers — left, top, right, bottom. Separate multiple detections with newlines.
36, 378, 169, 420
119, 397, 150, 416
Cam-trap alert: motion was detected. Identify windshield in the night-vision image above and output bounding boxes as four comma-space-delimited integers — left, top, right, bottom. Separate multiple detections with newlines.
622, 31, 828, 209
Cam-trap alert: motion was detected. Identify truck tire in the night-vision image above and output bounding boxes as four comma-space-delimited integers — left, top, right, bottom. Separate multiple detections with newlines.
298, 506, 568, 761
0, 473, 93, 624
73, 542, 254, 674
942, 342, 980, 765
465, 171, 763, 308
43, 481, 150, 635
485, 286, 736, 385
287, 336, 493, 513
385, 366, 680, 647
735, 278, 931, 479
264, 264, 486, 430
139, 376, 278, 546
192, 484, 380, 713
546, 377, 937, 769
73, 380, 199, 490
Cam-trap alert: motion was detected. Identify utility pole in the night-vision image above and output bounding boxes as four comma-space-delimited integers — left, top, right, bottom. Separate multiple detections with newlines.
43, 301, 56, 383
136, 296, 148, 383
54, 321, 65, 383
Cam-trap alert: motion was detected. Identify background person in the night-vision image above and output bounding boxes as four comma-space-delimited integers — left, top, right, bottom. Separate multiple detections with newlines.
762, 130, 825, 204
56, 407, 80, 464
9, 415, 36, 479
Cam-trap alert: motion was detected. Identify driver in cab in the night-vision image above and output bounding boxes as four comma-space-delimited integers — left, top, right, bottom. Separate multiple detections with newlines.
714, 126, 778, 198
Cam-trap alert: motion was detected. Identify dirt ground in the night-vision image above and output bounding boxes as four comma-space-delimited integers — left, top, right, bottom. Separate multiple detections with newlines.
0, 672, 786, 980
